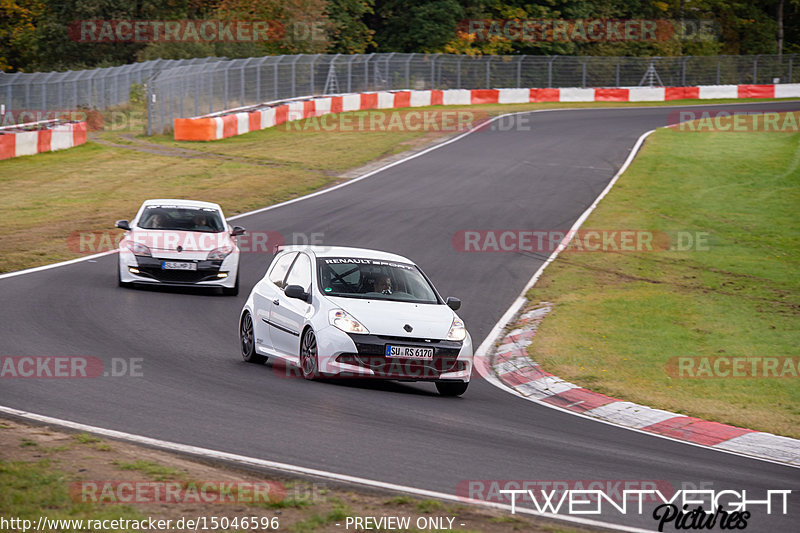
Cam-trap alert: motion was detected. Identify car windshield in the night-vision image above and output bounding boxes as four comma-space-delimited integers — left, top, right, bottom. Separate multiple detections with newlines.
138, 206, 225, 233
317, 257, 440, 304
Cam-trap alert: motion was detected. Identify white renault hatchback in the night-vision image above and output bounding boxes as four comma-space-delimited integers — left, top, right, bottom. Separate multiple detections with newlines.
115, 199, 244, 295
239, 246, 473, 396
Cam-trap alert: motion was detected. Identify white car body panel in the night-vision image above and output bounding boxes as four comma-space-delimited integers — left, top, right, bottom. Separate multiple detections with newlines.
117, 199, 241, 290
240, 245, 474, 384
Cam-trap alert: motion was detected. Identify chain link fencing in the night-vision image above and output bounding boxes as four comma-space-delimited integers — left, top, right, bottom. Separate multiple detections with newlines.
1, 53, 796, 134
0, 57, 223, 125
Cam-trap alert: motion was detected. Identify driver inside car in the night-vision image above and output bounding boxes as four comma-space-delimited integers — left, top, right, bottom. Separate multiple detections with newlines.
374, 275, 392, 295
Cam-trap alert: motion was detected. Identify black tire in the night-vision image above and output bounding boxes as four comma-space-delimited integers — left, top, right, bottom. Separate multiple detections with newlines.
222, 272, 239, 296
436, 381, 469, 397
240, 312, 266, 364
299, 328, 319, 380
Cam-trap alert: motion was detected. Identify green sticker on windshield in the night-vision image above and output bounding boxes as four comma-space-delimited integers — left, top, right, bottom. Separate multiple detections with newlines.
324, 287, 332, 292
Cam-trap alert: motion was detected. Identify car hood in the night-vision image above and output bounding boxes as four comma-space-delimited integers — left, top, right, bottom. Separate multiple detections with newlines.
128, 230, 231, 252
328, 297, 457, 339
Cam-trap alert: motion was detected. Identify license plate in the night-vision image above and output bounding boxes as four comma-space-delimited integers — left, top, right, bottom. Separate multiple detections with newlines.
385, 345, 434, 359
161, 261, 197, 271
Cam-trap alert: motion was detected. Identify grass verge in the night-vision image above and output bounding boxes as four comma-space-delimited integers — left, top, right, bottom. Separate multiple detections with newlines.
525, 127, 800, 438
0, 417, 585, 533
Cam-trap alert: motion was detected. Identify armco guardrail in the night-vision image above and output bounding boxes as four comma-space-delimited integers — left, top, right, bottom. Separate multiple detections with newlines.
174, 83, 800, 141
0, 120, 87, 160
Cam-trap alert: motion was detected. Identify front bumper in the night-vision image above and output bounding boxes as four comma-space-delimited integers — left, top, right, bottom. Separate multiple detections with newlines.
119, 249, 238, 288
316, 326, 473, 382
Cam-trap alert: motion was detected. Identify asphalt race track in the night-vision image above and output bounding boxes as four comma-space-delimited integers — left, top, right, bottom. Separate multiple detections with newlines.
2, 103, 799, 531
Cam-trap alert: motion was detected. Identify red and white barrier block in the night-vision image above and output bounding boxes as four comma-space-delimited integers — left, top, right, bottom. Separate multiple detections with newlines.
486, 305, 800, 465
174, 83, 800, 142
0, 121, 88, 161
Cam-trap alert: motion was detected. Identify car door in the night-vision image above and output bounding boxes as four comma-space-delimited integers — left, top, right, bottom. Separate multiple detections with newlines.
253, 252, 296, 355
269, 252, 313, 358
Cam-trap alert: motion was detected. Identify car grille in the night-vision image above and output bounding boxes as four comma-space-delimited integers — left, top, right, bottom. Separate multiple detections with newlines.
134, 258, 223, 284
342, 333, 463, 378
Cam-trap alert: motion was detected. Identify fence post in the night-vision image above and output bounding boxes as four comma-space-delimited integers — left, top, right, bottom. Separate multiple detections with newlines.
346, 55, 353, 92
257, 56, 269, 102
753, 55, 759, 83
548, 56, 555, 88
194, 71, 199, 117
456, 56, 463, 88
24, 77, 31, 110
291, 55, 300, 96
310, 54, 320, 95
101, 70, 107, 108
178, 75, 184, 120
380, 53, 394, 89
57, 74, 63, 110
581, 58, 587, 88
240, 61, 246, 106
146, 77, 153, 136
41, 72, 55, 111
486, 56, 491, 88
364, 53, 375, 92
517, 56, 523, 88
789, 54, 795, 83
159, 80, 165, 134
680, 57, 687, 86
716, 58, 721, 84
206, 66, 213, 114
274, 57, 280, 99
615, 57, 621, 87
405, 53, 414, 88
224, 63, 230, 109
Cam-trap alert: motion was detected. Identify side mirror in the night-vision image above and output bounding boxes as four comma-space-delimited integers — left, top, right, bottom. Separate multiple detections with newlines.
115, 220, 131, 231
231, 226, 246, 236
446, 297, 461, 311
285, 284, 310, 303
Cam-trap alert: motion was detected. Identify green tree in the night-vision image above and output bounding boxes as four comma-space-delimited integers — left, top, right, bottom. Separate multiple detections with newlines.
326, 0, 374, 53
371, 0, 469, 52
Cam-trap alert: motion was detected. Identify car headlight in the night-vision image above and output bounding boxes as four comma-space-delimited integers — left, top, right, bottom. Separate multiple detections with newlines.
329, 309, 369, 334
207, 245, 234, 261
446, 317, 467, 341
126, 241, 151, 257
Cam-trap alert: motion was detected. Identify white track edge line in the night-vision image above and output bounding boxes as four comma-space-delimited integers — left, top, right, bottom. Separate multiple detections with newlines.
0, 405, 652, 533
472, 129, 800, 470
